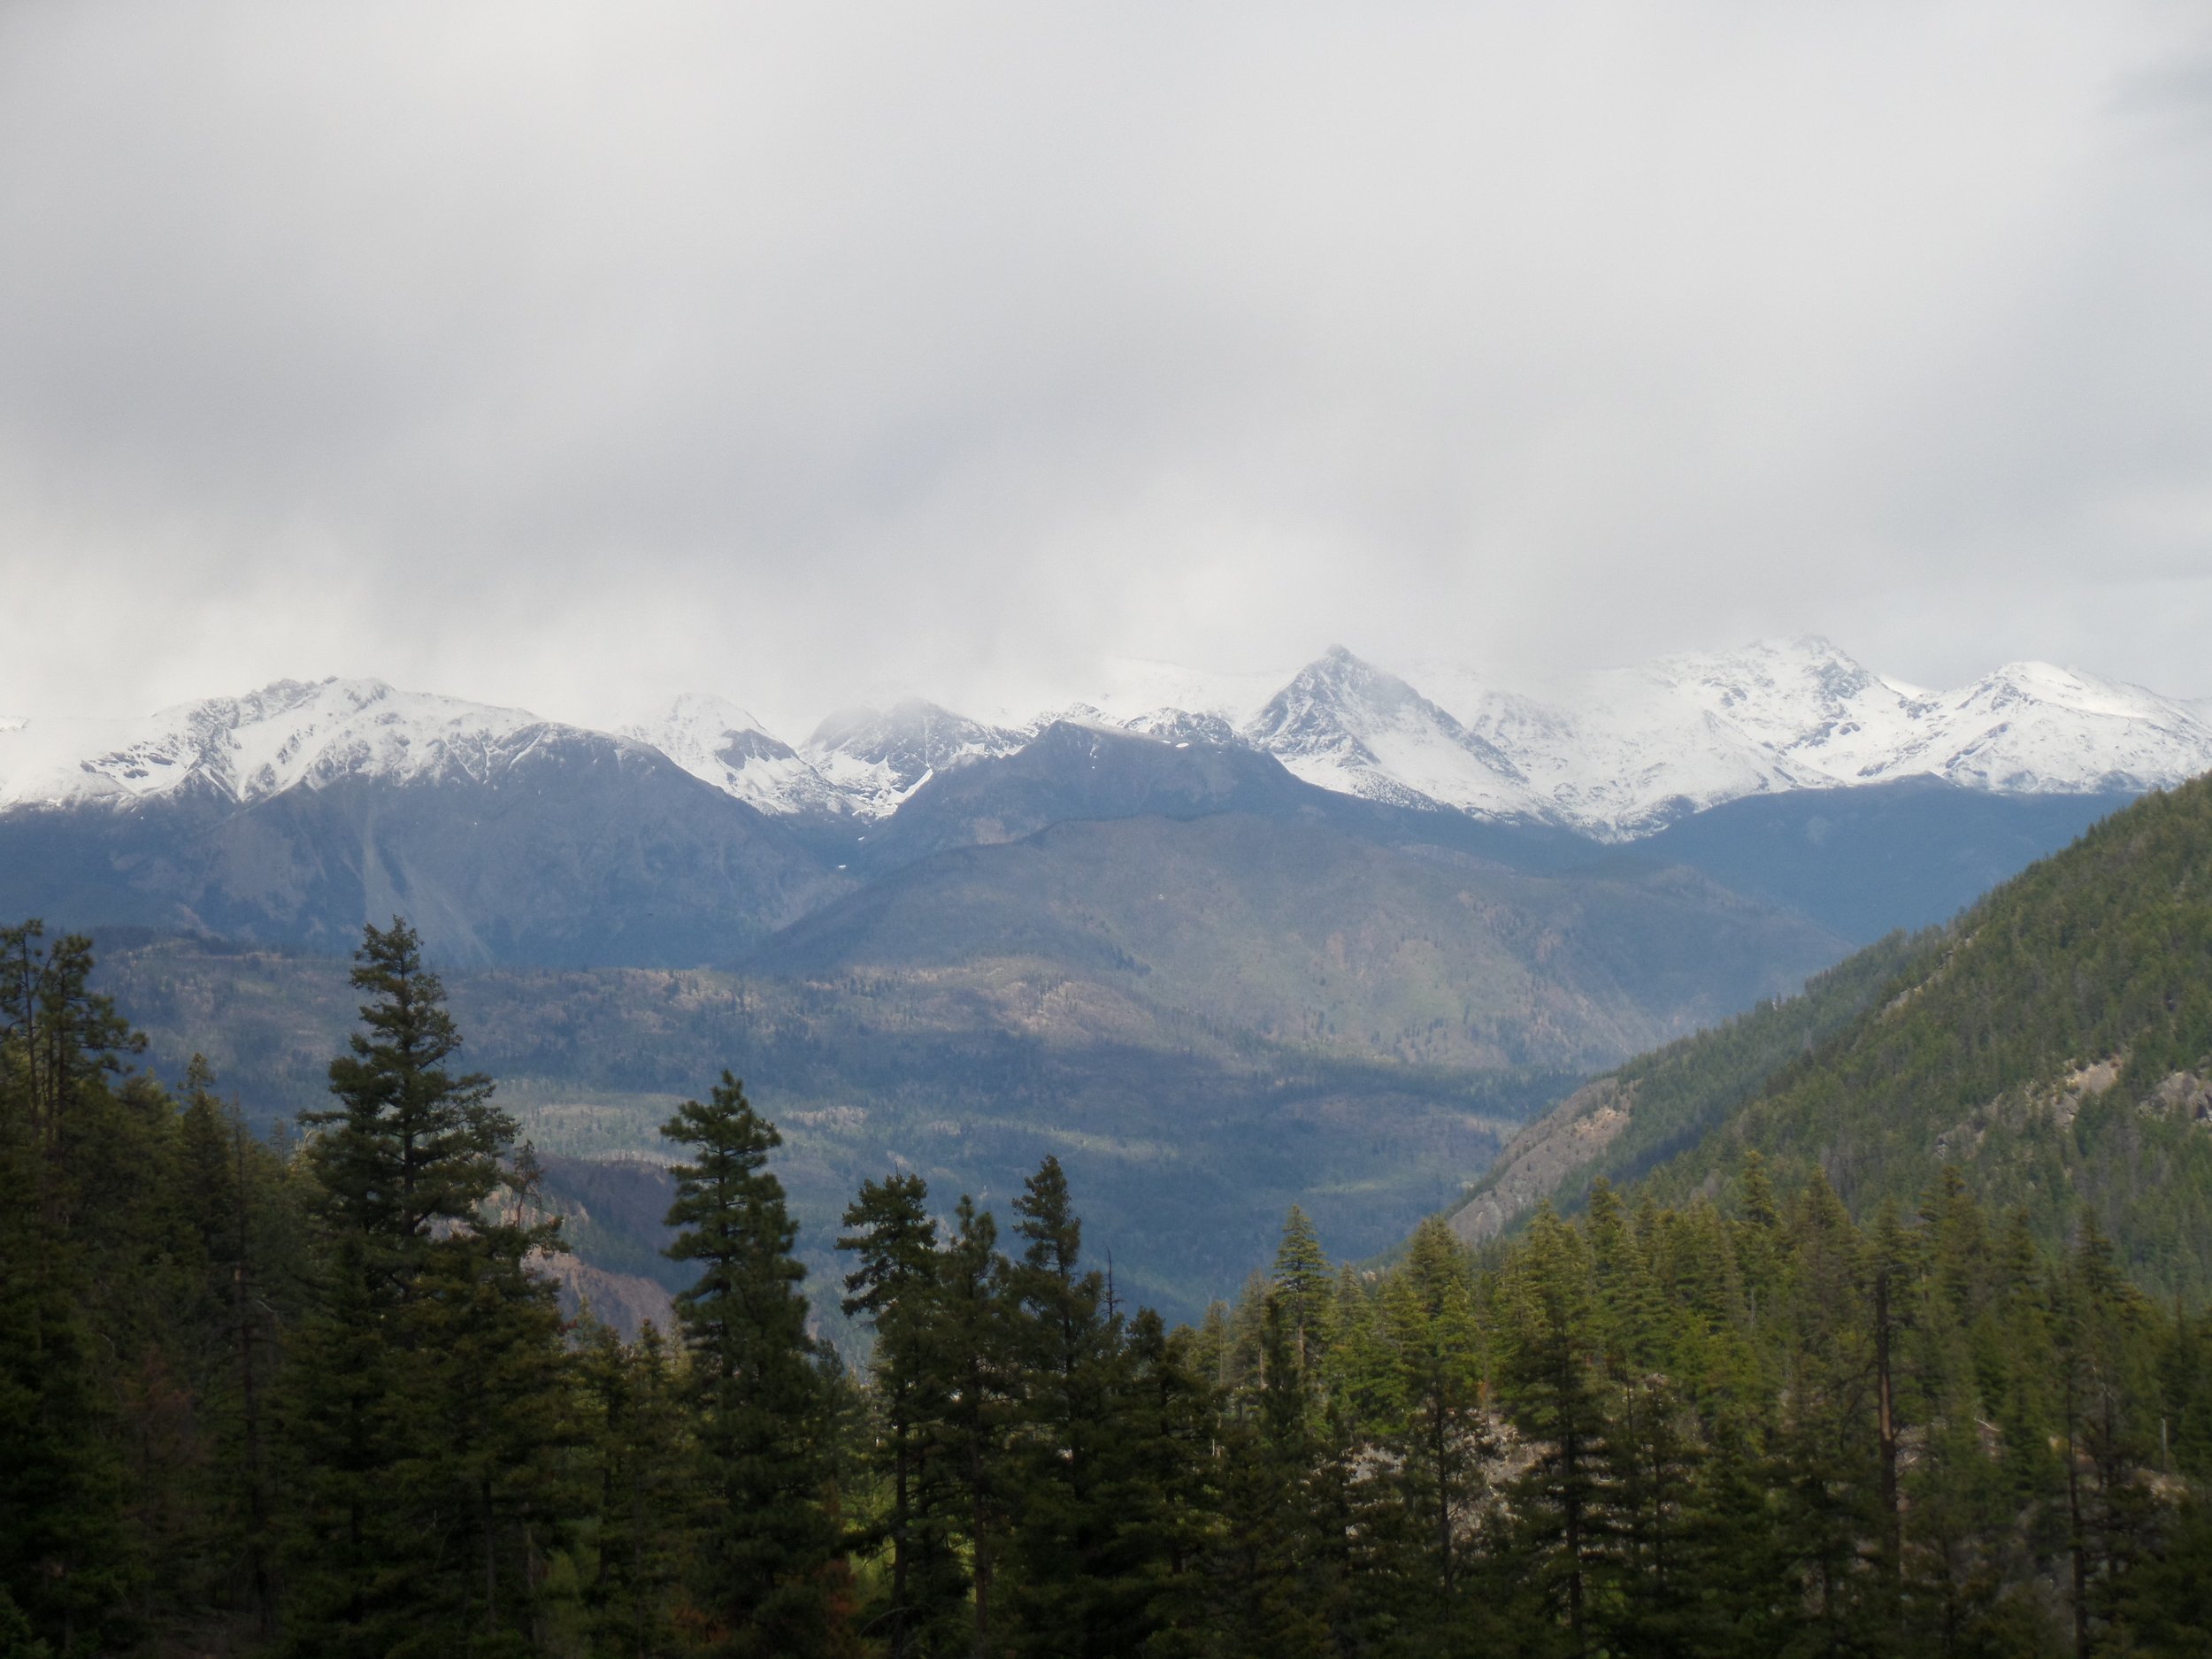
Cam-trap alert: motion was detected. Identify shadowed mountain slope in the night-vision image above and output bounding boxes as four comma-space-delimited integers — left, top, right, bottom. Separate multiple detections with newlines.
752, 810, 1847, 1073
852, 719, 1597, 878
1637, 775, 2136, 942
0, 730, 844, 966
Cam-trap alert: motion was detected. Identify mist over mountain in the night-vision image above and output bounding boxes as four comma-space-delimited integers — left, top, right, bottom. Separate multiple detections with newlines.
1, 634, 2193, 1319
614, 634, 2212, 840
2, 635, 2193, 973
9, 635, 2201, 840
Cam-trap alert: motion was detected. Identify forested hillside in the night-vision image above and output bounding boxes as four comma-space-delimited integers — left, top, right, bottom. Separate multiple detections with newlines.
1449, 931, 1928, 1247
5, 918, 2209, 1655
1451, 777, 2212, 1299
87, 930, 1568, 1326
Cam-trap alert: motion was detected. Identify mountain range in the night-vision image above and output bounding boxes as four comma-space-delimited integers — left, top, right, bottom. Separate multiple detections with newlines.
0, 637, 2177, 970
618, 635, 2211, 841
7, 636, 2203, 845
5, 636, 2200, 1321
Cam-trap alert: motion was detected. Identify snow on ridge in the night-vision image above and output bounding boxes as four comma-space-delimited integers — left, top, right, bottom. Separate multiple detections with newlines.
799, 699, 1028, 821
1859, 660, 2212, 797
0, 677, 570, 810
619, 694, 851, 820
1370, 638, 2212, 839
1243, 645, 1544, 819
9, 645, 2208, 838
1073, 657, 1293, 729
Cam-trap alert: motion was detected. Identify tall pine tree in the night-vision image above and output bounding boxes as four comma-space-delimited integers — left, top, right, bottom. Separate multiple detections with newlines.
661, 1071, 841, 1656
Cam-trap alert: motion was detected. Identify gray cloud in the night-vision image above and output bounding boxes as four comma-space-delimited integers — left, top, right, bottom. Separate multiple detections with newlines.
2, 1, 2208, 735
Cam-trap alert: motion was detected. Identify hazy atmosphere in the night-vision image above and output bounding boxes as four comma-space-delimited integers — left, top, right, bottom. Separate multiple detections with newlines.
4, 1, 2210, 732
14, 10, 2212, 1654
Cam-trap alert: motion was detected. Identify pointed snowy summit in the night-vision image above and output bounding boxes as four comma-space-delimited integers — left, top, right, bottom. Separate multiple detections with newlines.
0, 678, 586, 810
1243, 647, 1545, 819
620, 694, 849, 820
801, 700, 1028, 820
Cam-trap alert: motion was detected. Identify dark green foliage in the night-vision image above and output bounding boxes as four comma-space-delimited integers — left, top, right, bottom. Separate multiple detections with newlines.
8, 904, 2211, 1658
1449, 928, 1924, 1240
837, 1175, 966, 1657
1644, 779, 2212, 1299
279, 919, 572, 1657
1469, 778, 2212, 1306
998, 1156, 1128, 1655
661, 1071, 844, 1656
575, 1319, 692, 1656
0, 923, 137, 1651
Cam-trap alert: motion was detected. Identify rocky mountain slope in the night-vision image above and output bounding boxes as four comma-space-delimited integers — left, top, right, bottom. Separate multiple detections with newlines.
749, 809, 1845, 1072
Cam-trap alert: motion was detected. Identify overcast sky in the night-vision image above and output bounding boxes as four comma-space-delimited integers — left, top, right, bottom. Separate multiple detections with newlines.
3, 3, 2208, 735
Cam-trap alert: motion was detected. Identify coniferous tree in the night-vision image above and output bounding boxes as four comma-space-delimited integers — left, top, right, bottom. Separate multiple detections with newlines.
0, 922, 137, 1653
1769, 1171, 1883, 1653
839, 1173, 966, 1658
1584, 1182, 1699, 1654
1093, 1308, 1215, 1655
282, 918, 568, 1656
1496, 1207, 1606, 1655
1383, 1218, 1487, 1625
1206, 1210, 1345, 1659
933, 1194, 1012, 1658
173, 1055, 287, 1639
661, 1071, 841, 1656
577, 1319, 693, 1658
1271, 1205, 1333, 1379
1000, 1156, 1127, 1657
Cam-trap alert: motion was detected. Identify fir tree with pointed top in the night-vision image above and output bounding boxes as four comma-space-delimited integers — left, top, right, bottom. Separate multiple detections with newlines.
283, 918, 571, 1655
1271, 1205, 1333, 1380
577, 1318, 692, 1659
1495, 1205, 1606, 1654
661, 1070, 840, 1657
1001, 1155, 1125, 1656
839, 1172, 966, 1657
933, 1194, 1012, 1657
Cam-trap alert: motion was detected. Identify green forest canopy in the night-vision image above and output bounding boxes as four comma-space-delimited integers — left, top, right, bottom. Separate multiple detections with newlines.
5, 907, 2212, 1655
1455, 776, 2212, 1303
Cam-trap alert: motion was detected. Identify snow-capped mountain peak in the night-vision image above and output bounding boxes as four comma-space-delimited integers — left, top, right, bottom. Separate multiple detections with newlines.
619, 694, 850, 820
1242, 647, 1543, 818
1400, 638, 2212, 839
1868, 661, 2212, 795
801, 700, 1028, 820
0, 678, 557, 810
9, 640, 2208, 845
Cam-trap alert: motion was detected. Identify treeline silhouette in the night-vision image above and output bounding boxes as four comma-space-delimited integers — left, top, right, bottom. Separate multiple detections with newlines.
3, 918, 2208, 1657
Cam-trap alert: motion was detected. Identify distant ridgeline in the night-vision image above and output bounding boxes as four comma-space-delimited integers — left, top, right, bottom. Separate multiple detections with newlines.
1451, 773, 2212, 1300
4, 914, 2211, 1655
